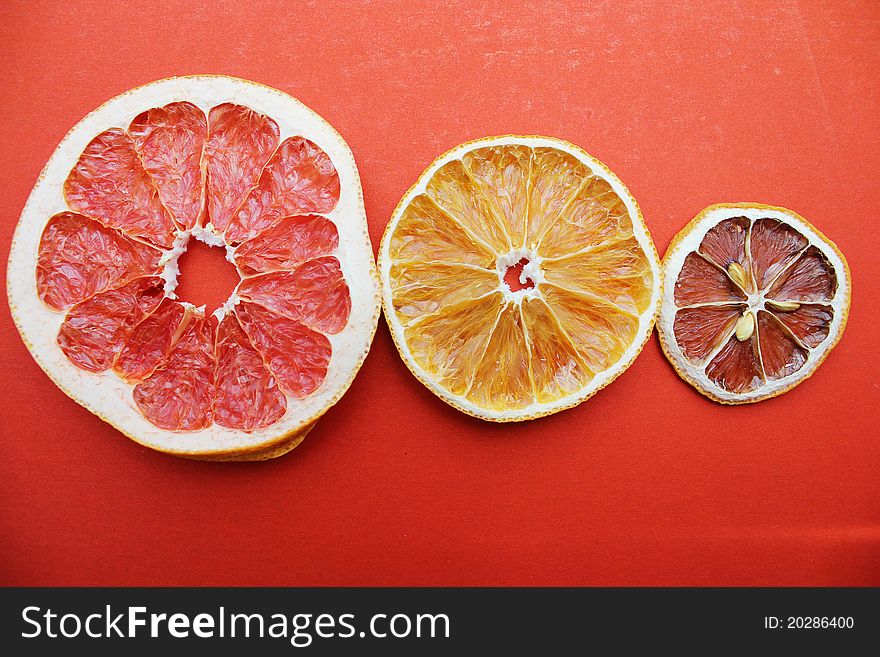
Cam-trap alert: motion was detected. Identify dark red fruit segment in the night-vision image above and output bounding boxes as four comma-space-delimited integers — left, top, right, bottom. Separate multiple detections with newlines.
37, 212, 162, 311
225, 136, 340, 243
766, 247, 837, 302
236, 301, 332, 398
698, 216, 748, 268
705, 333, 763, 393
674, 253, 746, 306
748, 218, 808, 289
133, 315, 215, 431
757, 311, 808, 381
772, 303, 832, 348
214, 313, 287, 431
237, 257, 350, 334
204, 103, 280, 232
57, 277, 164, 372
673, 305, 742, 363
113, 299, 189, 382
234, 215, 339, 275
64, 128, 177, 247
129, 102, 207, 230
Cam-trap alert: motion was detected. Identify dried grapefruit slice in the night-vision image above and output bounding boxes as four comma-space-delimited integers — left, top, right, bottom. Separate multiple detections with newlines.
379, 136, 662, 421
7, 76, 380, 459
658, 203, 850, 403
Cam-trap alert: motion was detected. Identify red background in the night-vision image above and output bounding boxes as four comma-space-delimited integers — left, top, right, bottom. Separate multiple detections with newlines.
1, 0, 878, 586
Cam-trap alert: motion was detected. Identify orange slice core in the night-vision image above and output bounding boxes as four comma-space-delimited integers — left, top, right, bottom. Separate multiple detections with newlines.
502, 258, 536, 292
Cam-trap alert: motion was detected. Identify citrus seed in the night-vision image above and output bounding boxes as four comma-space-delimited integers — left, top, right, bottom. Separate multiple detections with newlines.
735, 311, 755, 341
766, 299, 800, 312
727, 261, 750, 292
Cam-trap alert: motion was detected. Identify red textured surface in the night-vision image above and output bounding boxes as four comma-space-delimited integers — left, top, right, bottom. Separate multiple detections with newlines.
1, 0, 878, 586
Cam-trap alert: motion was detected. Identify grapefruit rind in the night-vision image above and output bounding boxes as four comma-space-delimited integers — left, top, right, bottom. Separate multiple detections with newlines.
658, 203, 850, 404
378, 135, 663, 422
7, 76, 381, 458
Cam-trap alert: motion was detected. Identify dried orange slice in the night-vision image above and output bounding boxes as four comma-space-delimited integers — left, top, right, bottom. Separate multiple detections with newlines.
379, 136, 662, 421
7, 76, 380, 459
658, 203, 850, 403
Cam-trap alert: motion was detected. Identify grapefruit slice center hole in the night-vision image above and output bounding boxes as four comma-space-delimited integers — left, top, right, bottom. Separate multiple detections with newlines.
503, 258, 536, 292
175, 240, 240, 311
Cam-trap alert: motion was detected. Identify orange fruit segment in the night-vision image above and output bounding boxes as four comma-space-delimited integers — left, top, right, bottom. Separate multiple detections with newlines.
536, 177, 634, 259
658, 203, 850, 403
402, 293, 504, 398
539, 284, 639, 374
380, 136, 661, 421
520, 298, 595, 403
388, 261, 500, 326
8, 76, 380, 460
389, 194, 497, 268
541, 238, 654, 314
462, 145, 531, 245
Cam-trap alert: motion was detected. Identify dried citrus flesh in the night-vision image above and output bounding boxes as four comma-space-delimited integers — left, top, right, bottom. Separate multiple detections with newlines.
129, 101, 207, 230
658, 203, 850, 404
7, 76, 380, 459
379, 136, 662, 421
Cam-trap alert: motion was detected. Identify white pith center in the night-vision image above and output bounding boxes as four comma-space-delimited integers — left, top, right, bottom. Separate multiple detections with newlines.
746, 290, 768, 313
736, 268, 799, 317
158, 223, 241, 319
496, 248, 543, 303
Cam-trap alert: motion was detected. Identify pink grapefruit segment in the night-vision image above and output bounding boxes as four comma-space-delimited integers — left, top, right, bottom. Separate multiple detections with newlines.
57, 276, 164, 372
235, 301, 332, 398
224, 136, 340, 243
129, 101, 207, 230
234, 214, 339, 275
113, 299, 190, 382
214, 313, 287, 431
64, 128, 177, 247
237, 257, 351, 334
203, 103, 280, 232
36, 212, 162, 311
133, 315, 216, 431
